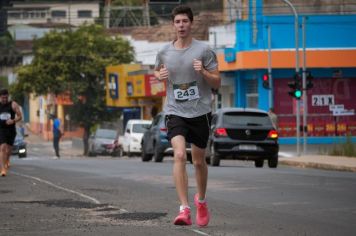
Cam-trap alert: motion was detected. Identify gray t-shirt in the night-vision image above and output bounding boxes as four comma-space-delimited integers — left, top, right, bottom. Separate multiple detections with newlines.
154, 39, 218, 118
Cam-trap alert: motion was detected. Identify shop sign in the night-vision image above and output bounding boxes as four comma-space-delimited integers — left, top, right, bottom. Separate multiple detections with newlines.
108, 73, 119, 99
312, 94, 334, 106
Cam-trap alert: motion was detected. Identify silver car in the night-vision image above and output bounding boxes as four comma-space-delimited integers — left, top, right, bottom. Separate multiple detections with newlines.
88, 128, 122, 157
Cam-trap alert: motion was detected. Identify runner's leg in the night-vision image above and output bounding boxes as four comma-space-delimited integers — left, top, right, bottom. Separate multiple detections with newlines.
191, 144, 208, 200
171, 135, 189, 207
0, 144, 7, 175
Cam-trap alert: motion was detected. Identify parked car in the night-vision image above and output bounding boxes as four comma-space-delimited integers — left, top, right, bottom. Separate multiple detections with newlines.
122, 119, 152, 156
12, 127, 27, 158
207, 107, 279, 168
141, 112, 192, 163
88, 128, 122, 157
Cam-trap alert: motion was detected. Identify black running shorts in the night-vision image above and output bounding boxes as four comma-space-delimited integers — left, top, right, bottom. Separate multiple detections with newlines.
166, 113, 212, 149
0, 129, 16, 146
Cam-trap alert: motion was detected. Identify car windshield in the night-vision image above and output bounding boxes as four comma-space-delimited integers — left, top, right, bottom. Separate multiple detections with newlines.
222, 112, 272, 126
95, 129, 117, 139
132, 123, 150, 133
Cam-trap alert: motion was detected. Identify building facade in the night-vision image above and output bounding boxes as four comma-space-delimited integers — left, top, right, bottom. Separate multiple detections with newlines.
8, 1, 100, 27
218, 0, 356, 144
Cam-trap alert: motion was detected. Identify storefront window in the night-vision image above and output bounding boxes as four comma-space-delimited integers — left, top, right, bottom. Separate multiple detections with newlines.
246, 79, 258, 108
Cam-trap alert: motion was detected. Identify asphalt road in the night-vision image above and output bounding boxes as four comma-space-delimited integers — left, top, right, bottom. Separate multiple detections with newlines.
1, 143, 356, 236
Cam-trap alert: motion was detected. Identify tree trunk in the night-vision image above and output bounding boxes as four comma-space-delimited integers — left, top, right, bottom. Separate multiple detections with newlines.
83, 125, 90, 156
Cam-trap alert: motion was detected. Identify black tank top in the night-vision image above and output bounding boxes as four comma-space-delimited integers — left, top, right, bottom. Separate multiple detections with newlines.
0, 101, 16, 131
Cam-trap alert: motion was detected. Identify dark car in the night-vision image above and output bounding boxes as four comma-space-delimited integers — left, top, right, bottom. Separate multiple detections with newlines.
141, 112, 191, 163
88, 128, 122, 157
207, 107, 279, 168
12, 127, 27, 158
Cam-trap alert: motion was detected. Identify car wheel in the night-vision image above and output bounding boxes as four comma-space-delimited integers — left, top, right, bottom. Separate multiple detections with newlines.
112, 147, 123, 157
210, 145, 220, 167
255, 159, 264, 168
205, 147, 211, 165
141, 144, 153, 162
187, 153, 193, 164
268, 154, 278, 168
118, 147, 124, 157
19, 152, 27, 158
153, 144, 164, 162
88, 146, 96, 157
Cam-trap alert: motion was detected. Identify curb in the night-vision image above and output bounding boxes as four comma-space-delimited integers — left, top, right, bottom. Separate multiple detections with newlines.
279, 160, 356, 172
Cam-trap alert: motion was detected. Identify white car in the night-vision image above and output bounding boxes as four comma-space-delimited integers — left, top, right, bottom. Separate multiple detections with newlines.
122, 119, 152, 156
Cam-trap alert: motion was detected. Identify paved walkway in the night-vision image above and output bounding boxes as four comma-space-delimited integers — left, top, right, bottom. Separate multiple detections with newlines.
25, 131, 356, 172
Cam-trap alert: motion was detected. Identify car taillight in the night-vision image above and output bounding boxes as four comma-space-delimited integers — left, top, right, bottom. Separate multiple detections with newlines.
214, 128, 227, 137
268, 130, 278, 139
160, 128, 167, 132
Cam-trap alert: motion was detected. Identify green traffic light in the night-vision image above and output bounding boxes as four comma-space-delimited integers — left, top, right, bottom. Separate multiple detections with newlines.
294, 90, 302, 98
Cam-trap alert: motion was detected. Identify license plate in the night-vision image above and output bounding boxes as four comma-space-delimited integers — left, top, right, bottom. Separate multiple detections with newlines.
239, 144, 257, 150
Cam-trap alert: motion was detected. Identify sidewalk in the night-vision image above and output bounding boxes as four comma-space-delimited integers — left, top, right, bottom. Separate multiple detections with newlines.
25, 130, 83, 158
279, 155, 356, 172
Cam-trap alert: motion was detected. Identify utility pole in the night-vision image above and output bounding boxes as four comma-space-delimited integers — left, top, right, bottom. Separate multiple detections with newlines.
302, 16, 307, 154
282, 0, 300, 156
104, 0, 111, 29
68, 0, 71, 30
267, 24, 273, 109
143, 0, 150, 27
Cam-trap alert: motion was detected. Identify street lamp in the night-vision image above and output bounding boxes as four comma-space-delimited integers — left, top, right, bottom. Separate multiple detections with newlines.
282, 0, 301, 156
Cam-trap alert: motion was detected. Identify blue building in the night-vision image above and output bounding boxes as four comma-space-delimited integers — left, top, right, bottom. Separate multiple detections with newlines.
217, 0, 356, 144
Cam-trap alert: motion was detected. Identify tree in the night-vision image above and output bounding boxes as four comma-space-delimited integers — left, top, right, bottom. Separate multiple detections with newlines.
12, 24, 134, 155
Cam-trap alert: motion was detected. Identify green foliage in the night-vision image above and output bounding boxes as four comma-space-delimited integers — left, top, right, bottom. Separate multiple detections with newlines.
14, 24, 134, 130
0, 76, 8, 88
329, 134, 356, 157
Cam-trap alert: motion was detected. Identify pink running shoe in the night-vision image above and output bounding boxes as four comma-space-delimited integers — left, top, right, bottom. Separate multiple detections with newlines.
194, 194, 210, 227
173, 207, 192, 225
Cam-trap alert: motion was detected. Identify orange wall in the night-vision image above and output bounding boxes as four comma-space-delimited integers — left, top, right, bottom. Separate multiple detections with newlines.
218, 49, 356, 71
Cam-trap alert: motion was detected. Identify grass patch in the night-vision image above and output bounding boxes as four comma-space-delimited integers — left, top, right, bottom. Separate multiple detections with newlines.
328, 135, 356, 157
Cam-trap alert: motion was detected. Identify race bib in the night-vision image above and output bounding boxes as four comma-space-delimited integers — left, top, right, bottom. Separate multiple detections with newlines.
173, 81, 200, 102
0, 112, 11, 121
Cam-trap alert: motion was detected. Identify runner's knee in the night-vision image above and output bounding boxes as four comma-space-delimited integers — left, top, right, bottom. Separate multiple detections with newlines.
193, 156, 206, 167
174, 150, 186, 161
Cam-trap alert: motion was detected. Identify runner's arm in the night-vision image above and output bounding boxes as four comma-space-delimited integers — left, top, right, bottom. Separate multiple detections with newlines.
7, 101, 22, 125
200, 68, 221, 90
13, 101, 22, 122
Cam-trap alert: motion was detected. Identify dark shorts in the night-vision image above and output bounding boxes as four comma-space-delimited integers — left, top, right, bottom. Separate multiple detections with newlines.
166, 113, 212, 149
0, 129, 16, 146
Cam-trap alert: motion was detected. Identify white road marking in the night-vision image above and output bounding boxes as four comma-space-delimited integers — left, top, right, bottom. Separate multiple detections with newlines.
12, 171, 101, 204
190, 229, 211, 235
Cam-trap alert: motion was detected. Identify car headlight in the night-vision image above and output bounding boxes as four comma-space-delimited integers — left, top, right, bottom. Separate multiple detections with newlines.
19, 148, 26, 153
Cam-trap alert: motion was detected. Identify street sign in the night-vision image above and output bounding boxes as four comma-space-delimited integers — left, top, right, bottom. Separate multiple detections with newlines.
312, 94, 334, 106
333, 109, 355, 116
329, 104, 344, 111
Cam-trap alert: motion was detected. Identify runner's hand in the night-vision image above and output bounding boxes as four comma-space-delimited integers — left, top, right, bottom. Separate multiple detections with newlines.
159, 64, 168, 80
5, 119, 15, 125
193, 59, 203, 72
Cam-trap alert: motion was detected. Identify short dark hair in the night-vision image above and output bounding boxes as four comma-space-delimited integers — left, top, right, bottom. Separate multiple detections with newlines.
171, 5, 193, 22
0, 89, 9, 96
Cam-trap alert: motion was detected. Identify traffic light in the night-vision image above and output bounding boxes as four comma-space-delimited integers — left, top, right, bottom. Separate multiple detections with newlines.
306, 72, 314, 90
262, 73, 269, 89
288, 73, 302, 99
